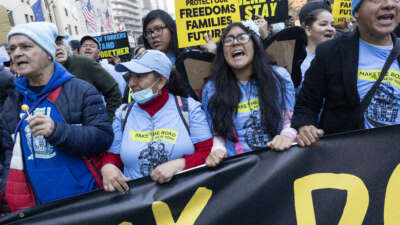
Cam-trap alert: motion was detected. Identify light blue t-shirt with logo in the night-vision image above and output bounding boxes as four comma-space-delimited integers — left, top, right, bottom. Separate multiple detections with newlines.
108, 94, 212, 179
357, 39, 400, 128
202, 66, 295, 157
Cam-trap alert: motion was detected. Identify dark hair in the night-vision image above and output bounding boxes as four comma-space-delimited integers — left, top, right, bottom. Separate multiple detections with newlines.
151, 68, 188, 97
299, 0, 332, 25
207, 22, 286, 142
303, 8, 330, 27
142, 10, 179, 56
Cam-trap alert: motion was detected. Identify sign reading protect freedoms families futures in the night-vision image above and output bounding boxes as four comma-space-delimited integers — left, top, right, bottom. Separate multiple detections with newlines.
239, 0, 289, 24
93, 31, 130, 59
175, 0, 241, 48
332, 0, 352, 25
2, 125, 400, 225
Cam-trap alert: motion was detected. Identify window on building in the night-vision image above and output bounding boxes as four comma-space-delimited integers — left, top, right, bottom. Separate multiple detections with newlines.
25, 14, 29, 23
67, 24, 72, 35
75, 26, 79, 35
65, 8, 68, 16
30, 15, 34, 22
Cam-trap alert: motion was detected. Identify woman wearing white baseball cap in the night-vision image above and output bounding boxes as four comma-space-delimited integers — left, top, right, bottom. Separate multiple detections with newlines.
100, 50, 213, 192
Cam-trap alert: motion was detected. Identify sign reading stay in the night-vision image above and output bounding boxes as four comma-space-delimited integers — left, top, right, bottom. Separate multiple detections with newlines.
239, 0, 289, 24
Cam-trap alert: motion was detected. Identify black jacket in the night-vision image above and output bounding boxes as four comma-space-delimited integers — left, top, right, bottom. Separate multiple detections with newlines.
63, 55, 121, 119
0, 64, 14, 110
292, 30, 399, 135
0, 77, 114, 211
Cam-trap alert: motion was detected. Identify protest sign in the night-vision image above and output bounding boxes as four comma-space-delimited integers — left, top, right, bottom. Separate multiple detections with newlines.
332, 0, 352, 25
93, 32, 130, 59
239, 0, 289, 24
2, 125, 400, 225
175, 0, 241, 48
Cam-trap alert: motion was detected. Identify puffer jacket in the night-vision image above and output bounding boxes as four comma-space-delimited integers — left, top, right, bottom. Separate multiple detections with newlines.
0, 63, 113, 212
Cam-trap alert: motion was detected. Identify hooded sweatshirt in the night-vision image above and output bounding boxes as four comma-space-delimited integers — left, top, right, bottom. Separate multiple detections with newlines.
15, 62, 96, 204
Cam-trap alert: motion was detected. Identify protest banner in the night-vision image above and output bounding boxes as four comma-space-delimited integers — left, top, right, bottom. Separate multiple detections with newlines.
2, 124, 400, 225
175, 0, 241, 48
93, 32, 130, 59
332, 0, 352, 25
239, 0, 289, 24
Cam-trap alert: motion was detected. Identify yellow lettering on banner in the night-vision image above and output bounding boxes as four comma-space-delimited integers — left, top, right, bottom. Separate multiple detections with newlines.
384, 163, 400, 225
99, 47, 130, 58
237, 98, 260, 113
294, 173, 369, 225
129, 129, 178, 144
119, 222, 133, 225
175, 0, 241, 48
358, 69, 400, 89
240, 2, 279, 19
332, 0, 352, 25
152, 187, 212, 225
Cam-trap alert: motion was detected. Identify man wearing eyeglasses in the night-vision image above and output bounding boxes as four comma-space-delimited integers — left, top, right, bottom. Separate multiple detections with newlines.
292, 0, 400, 146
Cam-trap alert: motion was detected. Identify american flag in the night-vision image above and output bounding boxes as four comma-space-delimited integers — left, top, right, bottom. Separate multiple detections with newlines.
104, 10, 112, 33
83, 0, 96, 31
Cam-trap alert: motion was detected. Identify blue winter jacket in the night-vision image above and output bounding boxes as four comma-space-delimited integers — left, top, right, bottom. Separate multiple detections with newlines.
0, 62, 113, 211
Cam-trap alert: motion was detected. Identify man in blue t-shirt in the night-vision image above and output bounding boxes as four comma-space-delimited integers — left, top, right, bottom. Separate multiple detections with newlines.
292, 0, 400, 146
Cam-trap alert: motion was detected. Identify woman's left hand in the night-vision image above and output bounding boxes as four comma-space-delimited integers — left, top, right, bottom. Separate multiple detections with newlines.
150, 158, 186, 184
200, 32, 217, 54
267, 135, 293, 151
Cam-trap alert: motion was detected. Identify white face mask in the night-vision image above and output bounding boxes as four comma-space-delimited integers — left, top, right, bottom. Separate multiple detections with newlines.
131, 79, 159, 104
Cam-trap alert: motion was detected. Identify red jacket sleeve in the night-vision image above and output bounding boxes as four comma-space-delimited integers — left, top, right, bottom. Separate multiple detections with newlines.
184, 138, 213, 169
102, 152, 123, 170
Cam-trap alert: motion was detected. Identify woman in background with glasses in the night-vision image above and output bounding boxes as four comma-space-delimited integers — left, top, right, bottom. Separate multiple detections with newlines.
142, 9, 198, 99
143, 10, 180, 64
202, 22, 297, 167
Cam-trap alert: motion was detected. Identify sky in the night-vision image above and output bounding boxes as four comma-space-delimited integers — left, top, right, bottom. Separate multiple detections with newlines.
167, 1, 175, 14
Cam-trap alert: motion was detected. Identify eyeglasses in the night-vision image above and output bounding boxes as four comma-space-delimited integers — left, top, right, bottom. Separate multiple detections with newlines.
144, 26, 167, 38
223, 33, 251, 46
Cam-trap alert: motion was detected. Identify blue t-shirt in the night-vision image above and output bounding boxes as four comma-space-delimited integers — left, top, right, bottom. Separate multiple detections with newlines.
108, 94, 212, 179
202, 66, 295, 157
357, 39, 400, 128
20, 99, 96, 204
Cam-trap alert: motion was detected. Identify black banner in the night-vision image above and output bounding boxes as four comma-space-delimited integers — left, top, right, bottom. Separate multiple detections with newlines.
239, 0, 289, 23
2, 125, 400, 225
93, 32, 130, 59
